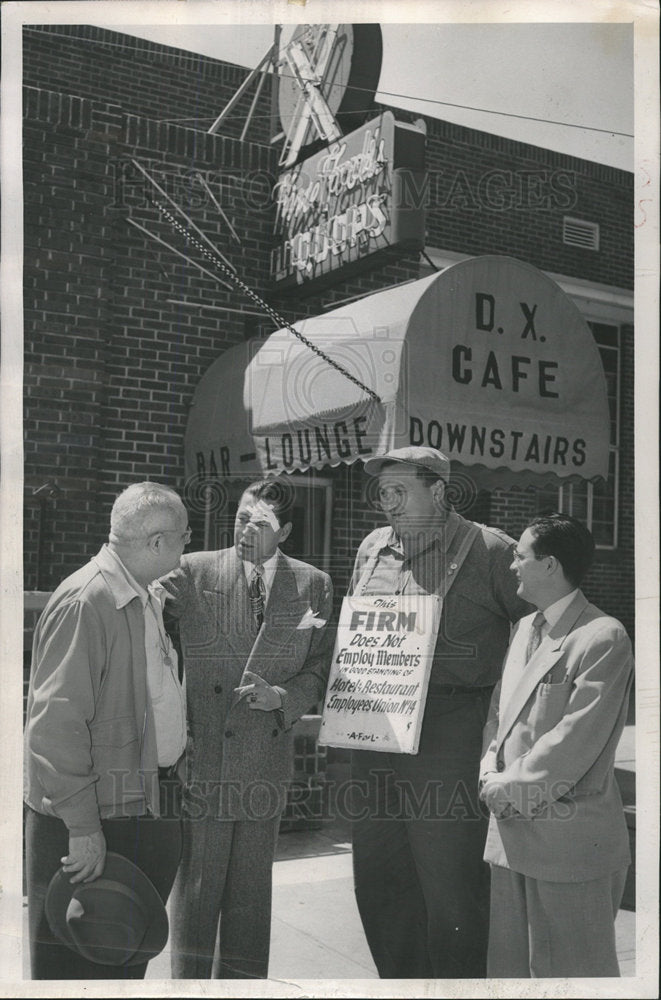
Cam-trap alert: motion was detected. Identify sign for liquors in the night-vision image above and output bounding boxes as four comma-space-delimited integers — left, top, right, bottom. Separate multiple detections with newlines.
271, 111, 426, 290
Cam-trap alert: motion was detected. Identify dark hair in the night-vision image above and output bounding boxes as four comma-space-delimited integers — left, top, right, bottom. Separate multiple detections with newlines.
526, 513, 595, 587
242, 478, 295, 528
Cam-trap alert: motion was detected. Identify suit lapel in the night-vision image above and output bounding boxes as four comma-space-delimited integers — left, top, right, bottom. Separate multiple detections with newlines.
263, 550, 300, 623
497, 591, 589, 749
235, 552, 309, 693
497, 615, 532, 716
202, 549, 255, 661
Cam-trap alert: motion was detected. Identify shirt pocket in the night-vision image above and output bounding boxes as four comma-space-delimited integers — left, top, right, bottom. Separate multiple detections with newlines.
443, 586, 503, 640
538, 678, 573, 696
527, 680, 573, 738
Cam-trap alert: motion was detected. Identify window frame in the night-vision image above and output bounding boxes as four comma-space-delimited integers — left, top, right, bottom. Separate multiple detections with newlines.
541, 319, 622, 550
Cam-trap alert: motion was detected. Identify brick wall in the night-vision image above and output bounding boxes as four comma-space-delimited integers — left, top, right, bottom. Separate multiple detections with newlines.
23, 26, 634, 639
23, 82, 279, 588
21, 79, 424, 589
421, 117, 633, 287
23, 24, 272, 143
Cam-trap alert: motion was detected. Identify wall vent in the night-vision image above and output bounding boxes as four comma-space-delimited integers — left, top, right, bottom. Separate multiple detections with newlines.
563, 216, 600, 250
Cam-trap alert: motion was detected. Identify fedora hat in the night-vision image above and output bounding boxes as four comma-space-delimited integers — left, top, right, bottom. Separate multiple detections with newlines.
45, 852, 168, 967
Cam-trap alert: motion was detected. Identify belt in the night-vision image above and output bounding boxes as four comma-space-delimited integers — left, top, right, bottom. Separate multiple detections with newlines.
158, 762, 181, 780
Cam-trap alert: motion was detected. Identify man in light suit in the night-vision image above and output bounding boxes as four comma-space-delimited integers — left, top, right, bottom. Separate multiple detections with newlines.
480, 513, 633, 978
161, 478, 334, 979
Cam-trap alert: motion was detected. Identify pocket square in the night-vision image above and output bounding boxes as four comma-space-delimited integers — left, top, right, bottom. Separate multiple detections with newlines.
296, 608, 326, 630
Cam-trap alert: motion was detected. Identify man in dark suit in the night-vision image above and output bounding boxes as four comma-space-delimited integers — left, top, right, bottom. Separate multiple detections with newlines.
480, 514, 633, 977
161, 478, 334, 979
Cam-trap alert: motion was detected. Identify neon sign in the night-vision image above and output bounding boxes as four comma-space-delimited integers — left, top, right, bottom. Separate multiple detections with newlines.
271, 112, 427, 290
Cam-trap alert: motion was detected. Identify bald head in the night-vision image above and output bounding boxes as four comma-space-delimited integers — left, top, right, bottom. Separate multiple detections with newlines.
108, 482, 189, 587
110, 482, 185, 544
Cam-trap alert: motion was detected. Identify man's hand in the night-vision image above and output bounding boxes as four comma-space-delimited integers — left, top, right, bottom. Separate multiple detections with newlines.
480, 776, 518, 819
61, 830, 107, 884
234, 670, 283, 712
478, 771, 496, 796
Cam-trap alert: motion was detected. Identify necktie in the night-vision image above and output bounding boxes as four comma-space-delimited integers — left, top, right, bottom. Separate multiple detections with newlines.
525, 611, 546, 663
248, 565, 265, 631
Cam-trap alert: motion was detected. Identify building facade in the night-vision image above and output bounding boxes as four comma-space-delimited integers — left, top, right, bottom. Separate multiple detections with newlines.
23, 24, 634, 641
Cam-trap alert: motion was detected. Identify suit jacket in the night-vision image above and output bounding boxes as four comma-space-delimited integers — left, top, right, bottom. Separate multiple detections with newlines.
161, 547, 334, 820
480, 591, 633, 882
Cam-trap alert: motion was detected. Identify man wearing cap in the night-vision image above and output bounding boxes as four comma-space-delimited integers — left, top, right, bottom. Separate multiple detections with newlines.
348, 446, 529, 979
480, 514, 633, 978
161, 477, 334, 979
24, 482, 189, 979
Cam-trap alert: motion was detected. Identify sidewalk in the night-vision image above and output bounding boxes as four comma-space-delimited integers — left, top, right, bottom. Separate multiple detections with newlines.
144, 814, 635, 981
143, 812, 377, 981
145, 725, 637, 981
21, 726, 636, 980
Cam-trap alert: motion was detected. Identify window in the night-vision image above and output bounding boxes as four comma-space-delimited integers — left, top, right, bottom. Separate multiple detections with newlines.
535, 321, 620, 549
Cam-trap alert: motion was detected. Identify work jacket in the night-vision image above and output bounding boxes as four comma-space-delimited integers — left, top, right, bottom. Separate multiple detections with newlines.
24, 545, 160, 836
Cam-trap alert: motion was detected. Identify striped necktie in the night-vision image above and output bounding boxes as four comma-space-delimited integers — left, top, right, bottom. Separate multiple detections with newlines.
248, 565, 265, 631
525, 611, 546, 663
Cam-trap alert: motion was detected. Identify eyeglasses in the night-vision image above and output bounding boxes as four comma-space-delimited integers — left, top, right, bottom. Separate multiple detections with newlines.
155, 526, 192, 543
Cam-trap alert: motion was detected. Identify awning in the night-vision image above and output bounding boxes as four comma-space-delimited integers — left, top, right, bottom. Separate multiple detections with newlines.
185, 256, 611, 489
184, 340, 263, 482
245, 256, 611, 487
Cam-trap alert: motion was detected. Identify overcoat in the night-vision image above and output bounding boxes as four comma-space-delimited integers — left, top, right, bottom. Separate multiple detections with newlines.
163, 546, 334, 820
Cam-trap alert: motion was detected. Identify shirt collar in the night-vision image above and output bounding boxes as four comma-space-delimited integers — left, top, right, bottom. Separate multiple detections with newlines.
380, 510, 462, 560
147, 580, 167, 609
242, 549, 279, 578
101, 544, 150, 609
542, 589, 579, 628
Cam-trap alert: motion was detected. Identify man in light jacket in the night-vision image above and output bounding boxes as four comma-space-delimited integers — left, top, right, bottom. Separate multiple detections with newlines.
24, 482, 190, 979
480, 513, 633, 978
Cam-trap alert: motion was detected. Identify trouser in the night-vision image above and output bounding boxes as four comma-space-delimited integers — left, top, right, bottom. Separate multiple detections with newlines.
487, 864, 628, 978
350, 688, 493, 979
25, 776, 182, 980
170, 814, 281, 979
